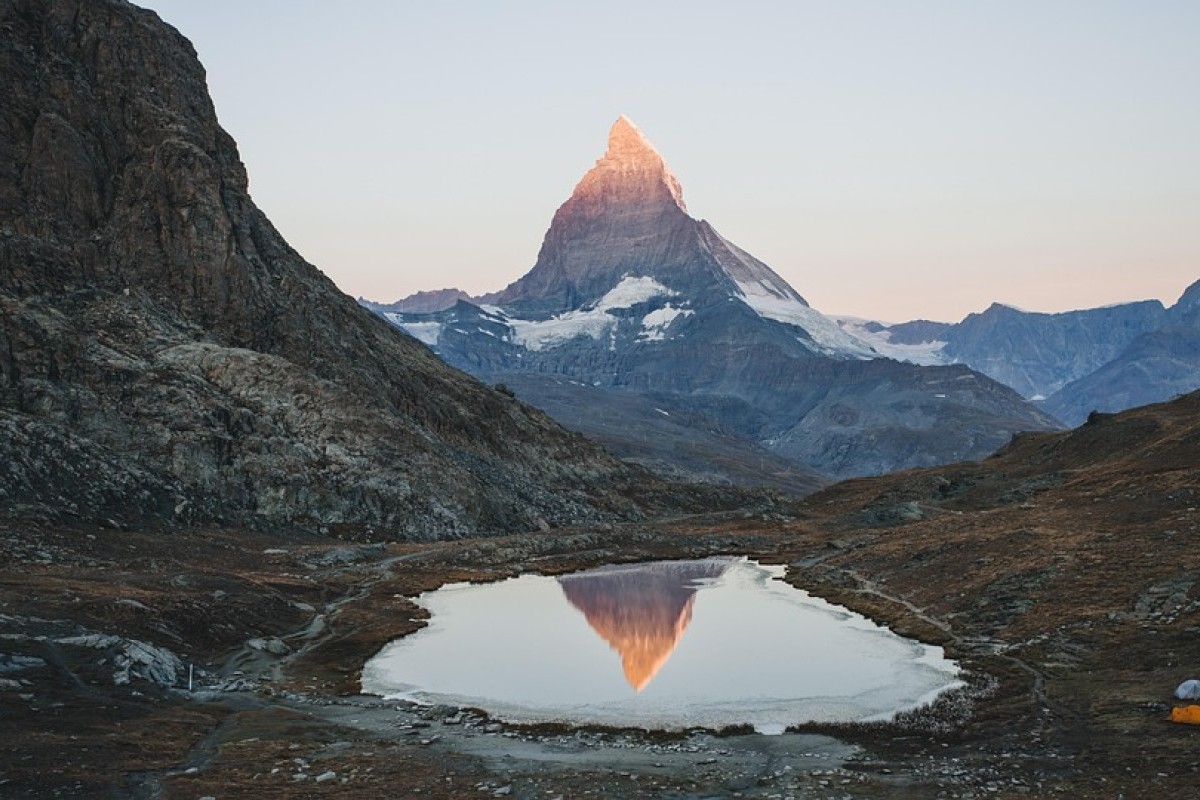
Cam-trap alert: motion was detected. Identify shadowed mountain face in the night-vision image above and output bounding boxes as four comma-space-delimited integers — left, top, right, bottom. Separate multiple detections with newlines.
940, 302, 1169, 400
368, 118, 1059, 482
488, 374, 828, 497
0, 0, 728, 534
558, 560, 732, 691
1039, 282, 1200, 425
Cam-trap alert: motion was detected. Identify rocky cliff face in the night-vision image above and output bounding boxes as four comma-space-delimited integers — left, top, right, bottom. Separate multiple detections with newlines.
374, 118, 1060, 481
0, 0, 695, 534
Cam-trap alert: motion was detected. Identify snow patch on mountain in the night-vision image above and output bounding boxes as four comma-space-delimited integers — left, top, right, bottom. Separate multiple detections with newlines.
836, 317, 949, 366
509, 311, 614, 351
477, 305, 509, 320
734, 280, 877, 359
639, 305, 694, 341
694, 223, 874, 359
392, 318, 442, 347
598, 276, 676, 307
509, 276, 677, 351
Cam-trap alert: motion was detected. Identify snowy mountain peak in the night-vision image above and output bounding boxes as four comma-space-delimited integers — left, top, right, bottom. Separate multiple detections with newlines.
606, 115, 658, 158
454, 117, 874, 358
585, 115, 686, 212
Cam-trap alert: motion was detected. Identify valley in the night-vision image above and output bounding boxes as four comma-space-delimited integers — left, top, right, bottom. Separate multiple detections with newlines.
4, 392, 1199, 797
2, 1, 1197, 798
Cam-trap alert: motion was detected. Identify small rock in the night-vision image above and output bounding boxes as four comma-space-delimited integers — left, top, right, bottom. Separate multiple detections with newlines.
315, 771, 337, 783
263, 638, 291, 656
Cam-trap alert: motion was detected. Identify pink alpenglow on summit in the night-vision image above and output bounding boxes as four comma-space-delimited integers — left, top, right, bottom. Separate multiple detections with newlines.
492, 115, 868, 361
585, 115, 688, 212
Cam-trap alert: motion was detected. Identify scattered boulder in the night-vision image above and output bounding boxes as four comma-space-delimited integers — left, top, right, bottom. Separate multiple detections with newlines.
56, 634, 183, 686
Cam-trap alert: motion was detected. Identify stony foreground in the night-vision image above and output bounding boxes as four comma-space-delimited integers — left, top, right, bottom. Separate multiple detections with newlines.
6, 394, 1199, 798
2, 501, 1197, 798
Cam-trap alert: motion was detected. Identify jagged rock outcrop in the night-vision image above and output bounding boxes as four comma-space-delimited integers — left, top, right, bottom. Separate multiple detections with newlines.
0, 0, 705, 534
372, 118, 1059, 481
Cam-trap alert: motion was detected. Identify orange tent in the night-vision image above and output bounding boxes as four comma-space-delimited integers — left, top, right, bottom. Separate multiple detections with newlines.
1169, 705, 1200, 724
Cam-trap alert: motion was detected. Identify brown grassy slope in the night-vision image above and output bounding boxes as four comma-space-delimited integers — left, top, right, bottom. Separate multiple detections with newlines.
728, 389, 1200, 780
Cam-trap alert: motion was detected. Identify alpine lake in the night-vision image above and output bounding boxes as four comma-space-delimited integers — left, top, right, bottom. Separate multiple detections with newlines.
361, 558, 961, 735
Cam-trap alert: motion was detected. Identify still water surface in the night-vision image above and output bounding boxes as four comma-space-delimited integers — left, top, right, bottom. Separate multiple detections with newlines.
361, 558, 960, 734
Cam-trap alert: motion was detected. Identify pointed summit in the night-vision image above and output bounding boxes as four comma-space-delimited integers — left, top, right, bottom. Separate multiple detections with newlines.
490, 115, 869, 359
606, 115, 661, 160
586, 115, 686, 211
489, 116, 698, 314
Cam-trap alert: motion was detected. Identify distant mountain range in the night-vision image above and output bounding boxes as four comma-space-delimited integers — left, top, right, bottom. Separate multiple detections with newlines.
839, 279, 1200, 425
364, 117, 1059, 487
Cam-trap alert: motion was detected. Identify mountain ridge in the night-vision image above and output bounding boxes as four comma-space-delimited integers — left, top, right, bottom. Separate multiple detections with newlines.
850, 286, 1198, 422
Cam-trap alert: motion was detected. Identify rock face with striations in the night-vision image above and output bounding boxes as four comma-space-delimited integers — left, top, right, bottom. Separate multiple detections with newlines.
0, 0, 693, 535
369, 118, 1060, 481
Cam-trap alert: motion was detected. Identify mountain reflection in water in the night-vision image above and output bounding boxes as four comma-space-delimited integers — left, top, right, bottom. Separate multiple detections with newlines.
557, 559, 732, 691
360, 557, 963, 733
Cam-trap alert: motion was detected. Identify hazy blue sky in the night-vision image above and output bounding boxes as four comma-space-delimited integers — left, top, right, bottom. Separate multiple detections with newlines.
140, 1, 1199, 321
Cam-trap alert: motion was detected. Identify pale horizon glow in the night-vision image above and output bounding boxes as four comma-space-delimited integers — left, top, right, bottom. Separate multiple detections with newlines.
139, 1, 1199, 322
